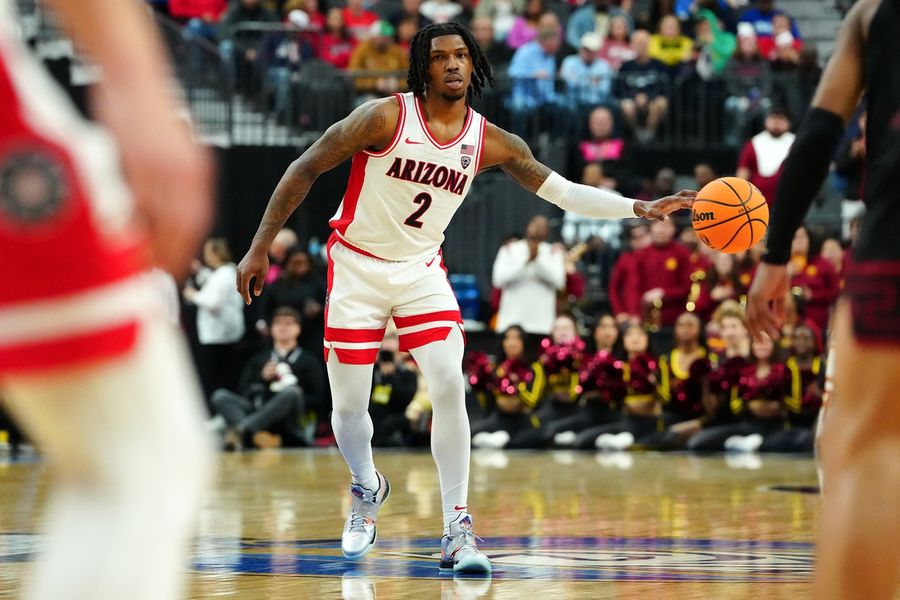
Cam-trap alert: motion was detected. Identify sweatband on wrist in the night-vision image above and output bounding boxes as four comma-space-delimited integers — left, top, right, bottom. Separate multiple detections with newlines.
763, 108, 846, 264
536, 171, 637, 219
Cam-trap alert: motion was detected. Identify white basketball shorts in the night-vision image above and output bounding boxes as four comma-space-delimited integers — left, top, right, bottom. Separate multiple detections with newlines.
324, 233, 463, 364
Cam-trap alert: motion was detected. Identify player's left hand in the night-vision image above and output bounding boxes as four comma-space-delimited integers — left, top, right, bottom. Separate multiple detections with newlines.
746, 262, 791, 343
634, 190, 696, 220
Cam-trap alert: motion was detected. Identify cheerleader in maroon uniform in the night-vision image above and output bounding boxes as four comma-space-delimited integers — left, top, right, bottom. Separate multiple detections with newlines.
688, 335, 791, 451
702, 301, 752, 430
470, 325, 546, 449
761, 323, 823, 452
692, 252, 745, 323
534, 314, 586, 424
645, 313, 712, 448
574, 325, 660, 450
787, 226, 840, 333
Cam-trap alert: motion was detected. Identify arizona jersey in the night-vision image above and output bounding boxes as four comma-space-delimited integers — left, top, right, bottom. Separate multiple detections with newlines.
330, 92, 486, 262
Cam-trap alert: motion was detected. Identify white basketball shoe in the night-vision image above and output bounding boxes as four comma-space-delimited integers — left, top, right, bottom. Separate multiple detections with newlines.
341, 471, 391, 559
440, 513, 492, 574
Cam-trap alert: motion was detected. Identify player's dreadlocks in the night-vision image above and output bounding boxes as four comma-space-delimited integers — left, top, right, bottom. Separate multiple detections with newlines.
407, 22, 494, 103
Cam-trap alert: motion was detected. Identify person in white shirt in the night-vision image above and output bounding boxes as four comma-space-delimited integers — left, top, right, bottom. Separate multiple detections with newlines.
184, 238, 246, 397
492, 215, 566, 335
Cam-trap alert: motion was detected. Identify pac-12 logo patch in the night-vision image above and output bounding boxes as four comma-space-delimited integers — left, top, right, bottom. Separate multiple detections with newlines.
460, 155, 471, 169
0, 148, 70, 228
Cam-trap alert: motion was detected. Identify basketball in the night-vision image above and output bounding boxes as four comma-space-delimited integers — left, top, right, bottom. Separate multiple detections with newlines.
692, 177, 769, 254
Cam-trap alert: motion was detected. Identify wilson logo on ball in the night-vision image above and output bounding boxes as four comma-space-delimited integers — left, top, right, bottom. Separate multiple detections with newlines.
692, 211, 715, 223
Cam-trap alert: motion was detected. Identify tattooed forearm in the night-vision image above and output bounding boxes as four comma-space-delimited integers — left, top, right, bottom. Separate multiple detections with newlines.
248, 100, 388, 252
497, 131, 552, 193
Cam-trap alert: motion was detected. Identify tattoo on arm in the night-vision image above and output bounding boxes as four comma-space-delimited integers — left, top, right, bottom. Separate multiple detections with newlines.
250, 102, 387, 250
497, 130, 553, 193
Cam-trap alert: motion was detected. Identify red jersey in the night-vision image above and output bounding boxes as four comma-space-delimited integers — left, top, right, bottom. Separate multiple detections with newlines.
0, 24, 147, 374
635, 241, 692, 326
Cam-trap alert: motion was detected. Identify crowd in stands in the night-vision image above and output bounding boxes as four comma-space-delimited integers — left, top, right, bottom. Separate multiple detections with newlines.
151, 0, 825, 145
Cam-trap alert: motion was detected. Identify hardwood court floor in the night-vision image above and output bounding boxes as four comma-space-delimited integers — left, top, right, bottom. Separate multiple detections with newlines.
0, 448, 888, 599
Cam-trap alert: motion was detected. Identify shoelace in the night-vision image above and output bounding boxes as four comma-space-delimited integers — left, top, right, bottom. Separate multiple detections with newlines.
347, 512, 370, 532
454, 529, 485, 552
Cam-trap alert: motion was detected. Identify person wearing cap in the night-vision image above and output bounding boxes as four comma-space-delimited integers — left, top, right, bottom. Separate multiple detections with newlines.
559, 32, 614, 111
723, 25, 772, 145
736, 106, 795, 208
348, 20, 410, 95
738, 0, 802, 44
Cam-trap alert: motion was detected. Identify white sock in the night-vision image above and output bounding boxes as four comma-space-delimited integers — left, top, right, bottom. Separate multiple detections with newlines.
409, 327, 471, 535
327, 353, 379, 490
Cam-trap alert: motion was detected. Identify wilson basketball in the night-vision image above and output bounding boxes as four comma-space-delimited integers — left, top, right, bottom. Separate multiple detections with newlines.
692, 177, 769, 253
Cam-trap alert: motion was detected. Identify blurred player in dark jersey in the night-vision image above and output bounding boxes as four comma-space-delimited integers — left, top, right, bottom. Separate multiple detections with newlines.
748, 1, 900, 597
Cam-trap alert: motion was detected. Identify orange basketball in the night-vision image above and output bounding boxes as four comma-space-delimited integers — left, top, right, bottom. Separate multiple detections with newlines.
692, 177, 769, 254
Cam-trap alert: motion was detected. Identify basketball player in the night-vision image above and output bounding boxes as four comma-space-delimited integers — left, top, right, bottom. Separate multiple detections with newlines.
236, 22, 694, 573
747, 1, 900, 597
0, 1, 213, 599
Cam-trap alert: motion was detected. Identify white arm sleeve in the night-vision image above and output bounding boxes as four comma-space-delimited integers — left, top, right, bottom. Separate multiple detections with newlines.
536, 171, 638, 219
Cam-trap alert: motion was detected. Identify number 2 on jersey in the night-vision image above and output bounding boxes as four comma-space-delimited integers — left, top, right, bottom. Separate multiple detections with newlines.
404, 192, 432, 229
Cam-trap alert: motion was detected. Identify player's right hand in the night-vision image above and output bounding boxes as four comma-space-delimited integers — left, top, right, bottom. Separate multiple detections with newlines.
746, 262, 791, 343
236, 249, 269, 305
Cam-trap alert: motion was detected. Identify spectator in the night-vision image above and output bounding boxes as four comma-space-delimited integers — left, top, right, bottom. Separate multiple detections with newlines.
561, 162, 624, 248
370, 333, 419, 446
598, 14, 636, 70
219, 0, 279, 95
507, 14, 573, 136
694, 162, 716, 190
609, 221, 650, 325
834, 111, 866, 201
183, 238, 247, 398
388, 0, 432, 29
736, 106, 794, 207
723, 26, 772, 145
474, 0, 525, 43
635, 218, 692, 329
560, 32, 615, 111
769, 32, 800, 72
472, 15, 514, 67
260, 246, 326, 354
694, 251, 744, 322
419, 0, 464, 24
342, 0, 379, 40
396, 16, 418, 53
348, 20, 409, 96
177, 0, 229, 75
738, 0, 801, 49
284, 0, 326, 47
505, 0, 545, 49
648, 15, 692, 70
471, 326, 546, 449
759, 13, 802, 58
566, 0, 632, 51
786, 226, 839, 333
493, 215, 566, 335
209, 307, 326, 450
692, 7, 736, 77
265, 227, 299, 285
261, 2, 318, 124
616, 29, 669, 142
820, 237, 846, 285
574, 106, 627, 183
317, 7, 358, 70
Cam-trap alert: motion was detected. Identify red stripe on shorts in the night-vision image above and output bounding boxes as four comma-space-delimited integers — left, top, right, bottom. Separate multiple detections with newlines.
398, 327, 454, 351
324, 346, 380, 365
325, 327, 386, 343
0, 321, 139, 374
393, 310, 462, 329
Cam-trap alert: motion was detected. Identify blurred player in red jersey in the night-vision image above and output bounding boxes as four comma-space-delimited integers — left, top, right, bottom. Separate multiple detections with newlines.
748, 0, 900, 596
0, 1, 214, 598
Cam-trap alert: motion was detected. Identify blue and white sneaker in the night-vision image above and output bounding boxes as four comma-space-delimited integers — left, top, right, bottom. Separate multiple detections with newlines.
440, 513, 492, 574
341, 471, 391, 559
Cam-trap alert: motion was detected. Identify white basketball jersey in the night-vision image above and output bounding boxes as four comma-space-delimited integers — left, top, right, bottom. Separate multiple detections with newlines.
329, 92, 486, 261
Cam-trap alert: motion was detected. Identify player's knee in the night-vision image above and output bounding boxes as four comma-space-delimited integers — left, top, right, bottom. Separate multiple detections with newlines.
428, 367, 465, 400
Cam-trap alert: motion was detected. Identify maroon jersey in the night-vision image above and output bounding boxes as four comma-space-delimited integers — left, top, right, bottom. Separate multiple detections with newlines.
658, 348, 711, 419
635, 241, 692, 326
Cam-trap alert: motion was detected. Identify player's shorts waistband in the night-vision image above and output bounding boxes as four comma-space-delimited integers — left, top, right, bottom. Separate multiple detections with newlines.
328, 232, 439, 264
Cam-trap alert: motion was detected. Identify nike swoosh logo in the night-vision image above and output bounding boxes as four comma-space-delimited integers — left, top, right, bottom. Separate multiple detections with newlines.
405, 137, 424, 145
453, 505, 467, 511
426, 257, 437, 267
